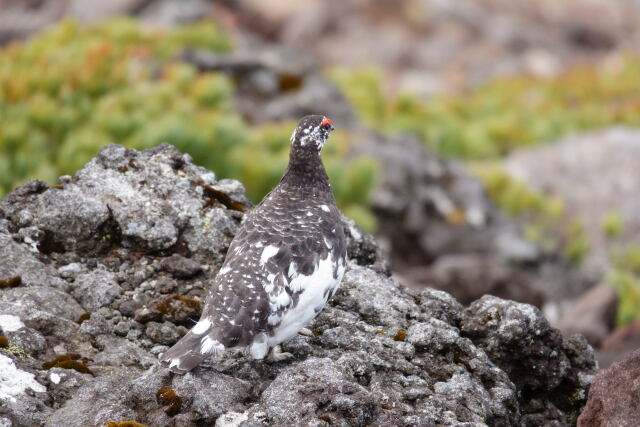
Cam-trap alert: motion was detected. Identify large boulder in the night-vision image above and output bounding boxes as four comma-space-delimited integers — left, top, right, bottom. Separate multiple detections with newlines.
0, 144, 596, 426
578, 347, 640, 427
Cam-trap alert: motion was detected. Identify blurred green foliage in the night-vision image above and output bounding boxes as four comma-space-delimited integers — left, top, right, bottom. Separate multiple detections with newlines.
0, 19, 378, 231
602, 210, 623, 237
333, 61, 640, 266
611, 247, 640, 325
472, 164, 564, 218
335, 62, 640, 319
332, 58, 640, 159
473, 163, 589, 265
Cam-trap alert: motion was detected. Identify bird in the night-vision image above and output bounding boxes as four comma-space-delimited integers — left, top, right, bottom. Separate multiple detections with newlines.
159, 115, 347, 373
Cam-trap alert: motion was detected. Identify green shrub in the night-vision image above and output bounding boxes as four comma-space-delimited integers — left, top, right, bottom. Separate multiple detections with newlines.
610, 247, 640, 324
609, 270, 640, 326
602, 210, 623, 237
564, 219, 590, 266
332, 58, 640, 159
0, 19, 378, 231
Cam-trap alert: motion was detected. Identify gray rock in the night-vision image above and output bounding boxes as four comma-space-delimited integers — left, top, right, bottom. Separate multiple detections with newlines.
58, 263, 84, 279
172, 370, 252, 424
0, 287, 87, 346
460, 295, 597, 422
79, 313, 112, 337
0, 354, 50, 427
0, 144, 250, 258
2, 325, 48, 356
0, 232, 66, 289
161, 254, 203, 279
145, 321, 182, 345
249, 357, 375, 426
91, 335, 157, 371
71, 269, 121, 312
0, 144, 595, 426
154, 276, 178, 293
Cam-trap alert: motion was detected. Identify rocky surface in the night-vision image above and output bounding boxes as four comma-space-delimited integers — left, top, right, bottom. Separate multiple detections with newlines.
0, 144, 596, 426
577, 347, 640, 427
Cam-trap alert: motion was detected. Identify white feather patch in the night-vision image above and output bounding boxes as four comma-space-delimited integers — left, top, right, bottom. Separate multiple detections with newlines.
324, 237, 333, 250
288, 263, 298, 278
200, 336, 224, 355
267, 255, 343, 347
191, 318, 211, 334
260, 245, 280, 266
320, 205, 330, 212
249, 333, 268, 359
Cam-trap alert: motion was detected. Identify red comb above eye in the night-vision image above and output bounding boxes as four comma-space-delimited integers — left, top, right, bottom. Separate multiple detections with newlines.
321, 117, 332, 126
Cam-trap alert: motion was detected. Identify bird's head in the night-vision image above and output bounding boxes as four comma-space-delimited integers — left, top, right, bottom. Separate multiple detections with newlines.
290, 115, 335, 152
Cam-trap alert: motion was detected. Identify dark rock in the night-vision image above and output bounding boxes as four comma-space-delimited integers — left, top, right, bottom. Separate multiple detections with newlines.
342, 215, 389, 273
133, 306, 163, 324
181, 48, 356, 126
136, 293, 203, 326
460, 296, 597, 423
578, 348, 640, 427
161, 254, 203, 279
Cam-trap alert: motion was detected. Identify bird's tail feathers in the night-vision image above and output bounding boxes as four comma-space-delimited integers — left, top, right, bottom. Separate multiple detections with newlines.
158, 326, 224, 374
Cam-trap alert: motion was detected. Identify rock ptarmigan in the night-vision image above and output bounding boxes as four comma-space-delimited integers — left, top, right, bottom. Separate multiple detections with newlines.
159, 115, 347, 373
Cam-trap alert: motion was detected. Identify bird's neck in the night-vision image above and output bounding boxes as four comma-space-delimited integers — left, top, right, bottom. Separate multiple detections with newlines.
280, 149, 331, 195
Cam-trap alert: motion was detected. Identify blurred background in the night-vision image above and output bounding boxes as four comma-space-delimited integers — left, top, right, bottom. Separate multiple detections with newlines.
1, 0, 640, 369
